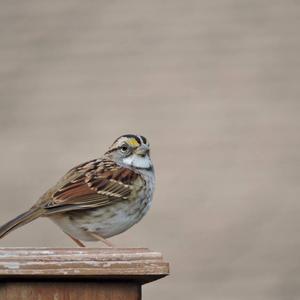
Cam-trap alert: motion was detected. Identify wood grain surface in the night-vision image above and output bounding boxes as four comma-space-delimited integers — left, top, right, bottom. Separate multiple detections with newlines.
0, 281, 141, 300
0, 248, 168, 299
0, 248, 169, 283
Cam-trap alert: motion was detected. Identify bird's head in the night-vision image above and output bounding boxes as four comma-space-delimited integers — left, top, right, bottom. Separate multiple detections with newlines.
105, 134, 152, 169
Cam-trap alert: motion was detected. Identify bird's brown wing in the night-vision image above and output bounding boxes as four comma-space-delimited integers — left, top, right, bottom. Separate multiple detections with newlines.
39, 158, 142, 214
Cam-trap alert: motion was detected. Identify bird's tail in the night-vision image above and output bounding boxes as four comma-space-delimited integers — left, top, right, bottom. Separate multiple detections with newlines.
0, 207, 43, 240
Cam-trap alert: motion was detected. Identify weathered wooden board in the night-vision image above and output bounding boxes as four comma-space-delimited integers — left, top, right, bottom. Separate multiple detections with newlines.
0, 281, 141, 300
0, 248, 169, 284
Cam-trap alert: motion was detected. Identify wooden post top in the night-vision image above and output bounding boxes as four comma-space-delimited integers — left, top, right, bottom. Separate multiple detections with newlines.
0, 248, 169, 284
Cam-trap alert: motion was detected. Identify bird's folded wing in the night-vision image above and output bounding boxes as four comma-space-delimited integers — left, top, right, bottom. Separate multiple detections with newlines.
41, 159, 141, 213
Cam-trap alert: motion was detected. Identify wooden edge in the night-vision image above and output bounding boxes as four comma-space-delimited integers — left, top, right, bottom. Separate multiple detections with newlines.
0, 248, 169, 284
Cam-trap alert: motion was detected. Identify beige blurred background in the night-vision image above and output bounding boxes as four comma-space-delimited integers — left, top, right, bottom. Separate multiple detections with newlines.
0, 1, 300, 299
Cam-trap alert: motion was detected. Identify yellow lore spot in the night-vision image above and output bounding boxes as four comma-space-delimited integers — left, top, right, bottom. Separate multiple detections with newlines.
127, 138, 140, 147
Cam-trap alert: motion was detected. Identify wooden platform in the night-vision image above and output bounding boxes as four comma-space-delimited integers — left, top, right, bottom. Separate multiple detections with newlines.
0, 248, 169, 300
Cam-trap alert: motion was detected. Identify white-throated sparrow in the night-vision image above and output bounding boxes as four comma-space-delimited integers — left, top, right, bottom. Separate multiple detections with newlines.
0, 134, 155, 247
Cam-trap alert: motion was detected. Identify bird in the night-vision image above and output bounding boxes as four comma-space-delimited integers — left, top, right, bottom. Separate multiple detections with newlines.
0, 134, 155, 247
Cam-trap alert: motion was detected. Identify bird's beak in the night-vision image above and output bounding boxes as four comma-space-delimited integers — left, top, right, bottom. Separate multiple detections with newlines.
135, 144, 150, 157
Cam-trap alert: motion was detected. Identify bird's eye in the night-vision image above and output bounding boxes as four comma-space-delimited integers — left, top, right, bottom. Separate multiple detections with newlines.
120, 144, 129, 153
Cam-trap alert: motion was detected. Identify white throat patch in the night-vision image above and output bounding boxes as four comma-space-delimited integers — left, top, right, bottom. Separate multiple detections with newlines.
123, 154, 152, 169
